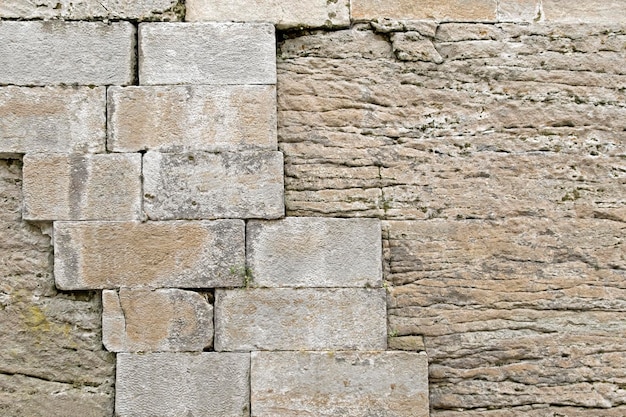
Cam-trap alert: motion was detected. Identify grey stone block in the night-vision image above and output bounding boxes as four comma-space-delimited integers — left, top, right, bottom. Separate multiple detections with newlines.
143, 151, 284, 220
0, 21, 135, 86
214, 288, 387, 351
247, 217, 382, 287
138, 22, 276, 85
251, 351, 429, 417
116, 352, 250, 417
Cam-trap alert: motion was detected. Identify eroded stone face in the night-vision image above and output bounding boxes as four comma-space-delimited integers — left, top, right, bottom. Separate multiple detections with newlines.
351, 0, 497, 21
542, 0, 626, 23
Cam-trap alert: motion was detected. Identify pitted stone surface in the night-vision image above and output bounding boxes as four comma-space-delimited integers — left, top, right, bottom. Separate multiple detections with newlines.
214, 288, 387, 351
247, 217, 382, 287
0, 21, 135, 86
251, 351, 429, 417
108, 85, 277, 152
139, 22, 276, 85
54, 220, 245, 290
102, 288, 213, 352
116, 352, 250, 417
351, 0, 497, 21
22, 153, 142, 221
143, 151, 284, 220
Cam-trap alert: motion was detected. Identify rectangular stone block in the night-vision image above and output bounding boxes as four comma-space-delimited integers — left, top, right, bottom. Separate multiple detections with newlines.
143, 151, 284, 220
22, 154, 141, 221
214, 288, 387, 351
0, 86, 105, 156
139, 23, 276, 85
542, 0, 626, 23
251, 351, 429, 417
54, 220, 245, 290
497, 0, 540, 21
108, 85, 277, 152
247, 217, 382, 288
351, 0, 497, 21
116, 352, 250, 417
103, 288, 213, 353
0, 21, 135, 86
185, 0, 350, 29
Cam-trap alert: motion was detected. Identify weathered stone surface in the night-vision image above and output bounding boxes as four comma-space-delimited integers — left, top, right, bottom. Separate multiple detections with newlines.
116, 352, 250, 417
247, 217, 382, 287
139, 22, 276, 85
108, 85, 277, 152
0, 21, 135, 86
251, 351, 429, 417
0, 86, 105, 156
390, 31, 444, 63
497, 0, 540, 22
186, 0, 349, 29
388, 335, 426, 351
102, 288, 213, 352
351, 0, 497, 21
22, 153, 142, 221
54, 220, 245, 290
543, 0, 626, 24
143, 151, 284, 220
214, 288, 387, 351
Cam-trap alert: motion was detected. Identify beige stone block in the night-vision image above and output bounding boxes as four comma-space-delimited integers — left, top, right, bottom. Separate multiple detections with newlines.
351, 0, 497, 21
22, 154, 141, 221
542, 0, 626, 23
108, 85, 277, 152
497, 0, 540, 21
53, 220, 245, 290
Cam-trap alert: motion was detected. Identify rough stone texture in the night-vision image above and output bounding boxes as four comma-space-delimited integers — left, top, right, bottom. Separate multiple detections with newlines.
143, 151, 284, 220
102, 288, 213, 352
247, 217, 382, 287
116, 352, 250, 417
543, 0, 626, 24
497, 0, 540, 22
22, 153, 142, 221
107, 85, 277, 152
351, 0, 497, 21
0, 159, 114, 416
185, 0, 350, 29
214, 288, 387, 351
139, 22, 276, 85
0, 21, 135, 86
251, 351, 429, 417
54, 220, 245, 290
0, 86, 105, 157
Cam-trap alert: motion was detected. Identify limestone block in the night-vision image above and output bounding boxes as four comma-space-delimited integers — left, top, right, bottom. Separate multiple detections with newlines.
22, 154, 142, 221
116, 352, 250, 417
542, 0, 626, 23
185, 0, 350, 29
143, 151, 284, 220
53, 220, 245, 290
351, 0, 497, 21
107, 85, 277, 152
138, 23, 276, 85
251, 351, 429, 417
247, 217, 382, 287
497, 0, 540, 21
0, 21, 135, 86
102, 289, 213, 353
214, 288, 387, 351
0, 86, 105, 156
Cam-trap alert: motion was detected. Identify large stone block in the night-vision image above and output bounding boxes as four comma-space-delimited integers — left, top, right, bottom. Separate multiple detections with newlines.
214, 288, 387, 351
185, 0, 350, 29
542, 0, 626, 23
0, 21, 135, 86
251, 351, 429, 417
139, 23, 276, 85
22, 154, 141, 221
247, 217, 382, 287
0, 86, 105, 156
116, 352, 250, 417
108, 85, 277, 152
102, 288, 213, 352
351, 0, 497, 21
143, 151, 284, 220
54, 220, 245, 290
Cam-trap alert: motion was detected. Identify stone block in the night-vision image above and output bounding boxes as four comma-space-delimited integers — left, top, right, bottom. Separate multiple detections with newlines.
107, 85, 277, 152
138, 23, 276, 85
251, 351, 429, 417
116, 352, 250, 417
351, 0, 497, 21
214, 288, 387, 351
143, 151, 284, 220
0, 86, 105, 156
22, 154, 141, 221
0, 21, 135, 86
102, 288, 213, 352
542, 0, 626, 23
497, 0, 540, 21
247, 217, 382, 288
53, 220, 245, 290
185, 0, 350, 29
